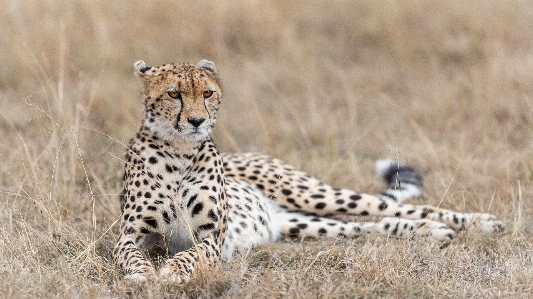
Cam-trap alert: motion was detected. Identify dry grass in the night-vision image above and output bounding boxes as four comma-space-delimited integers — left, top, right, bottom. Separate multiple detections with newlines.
1, 0, 533, 297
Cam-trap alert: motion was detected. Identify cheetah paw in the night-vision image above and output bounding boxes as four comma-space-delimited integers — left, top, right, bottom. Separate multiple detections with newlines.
380, 217, 455, 243
159, 266, 191, 284
463, 213, 505, 233
124, 273, 152, 283
411, 219, 455, 243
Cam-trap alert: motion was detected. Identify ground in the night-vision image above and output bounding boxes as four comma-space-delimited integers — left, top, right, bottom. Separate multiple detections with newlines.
0, 0, 532, 298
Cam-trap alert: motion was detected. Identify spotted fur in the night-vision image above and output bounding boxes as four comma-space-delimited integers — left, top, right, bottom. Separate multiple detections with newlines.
113, 60, 504, 283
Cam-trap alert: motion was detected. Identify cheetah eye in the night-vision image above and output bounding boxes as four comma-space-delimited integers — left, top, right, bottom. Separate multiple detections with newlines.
203, 90, 214, 98
168, 91, 181, 99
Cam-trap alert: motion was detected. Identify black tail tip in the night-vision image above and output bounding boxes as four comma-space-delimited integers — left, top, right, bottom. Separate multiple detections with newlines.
375, 159, 423, 187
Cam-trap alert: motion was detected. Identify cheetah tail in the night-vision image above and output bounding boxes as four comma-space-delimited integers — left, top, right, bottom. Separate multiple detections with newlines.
375, 159, 423, 204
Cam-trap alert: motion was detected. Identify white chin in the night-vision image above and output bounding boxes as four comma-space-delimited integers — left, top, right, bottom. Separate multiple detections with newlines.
186, 131, 208, 141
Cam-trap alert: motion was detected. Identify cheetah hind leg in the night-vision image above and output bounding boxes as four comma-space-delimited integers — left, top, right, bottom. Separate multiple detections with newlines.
276, 211, 455, 243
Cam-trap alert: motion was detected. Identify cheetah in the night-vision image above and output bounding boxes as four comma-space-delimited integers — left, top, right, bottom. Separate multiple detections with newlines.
113, 60, 504, 283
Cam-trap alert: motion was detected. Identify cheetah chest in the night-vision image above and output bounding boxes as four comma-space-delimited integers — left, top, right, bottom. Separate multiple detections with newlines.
127, 146, 202, 255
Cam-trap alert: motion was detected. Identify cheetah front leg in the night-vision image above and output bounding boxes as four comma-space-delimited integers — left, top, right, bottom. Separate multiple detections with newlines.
113, 230, 157, 282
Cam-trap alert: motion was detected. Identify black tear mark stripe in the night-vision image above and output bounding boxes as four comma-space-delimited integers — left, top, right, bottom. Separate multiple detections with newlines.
176, 94, 183, 128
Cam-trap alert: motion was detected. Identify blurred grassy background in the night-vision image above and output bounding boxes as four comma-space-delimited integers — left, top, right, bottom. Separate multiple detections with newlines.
1, 0, 532, 297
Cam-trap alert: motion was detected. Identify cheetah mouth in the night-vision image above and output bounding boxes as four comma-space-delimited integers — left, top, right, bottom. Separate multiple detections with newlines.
186, 128, 206, 138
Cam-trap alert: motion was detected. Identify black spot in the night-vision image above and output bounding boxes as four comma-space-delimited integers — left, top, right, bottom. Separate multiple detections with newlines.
162, 211, 171, 223
208, 210, 218, 222
318, 228, 327, 235
192, 203, 204, 216
315, 202, 326, 209
199, 223, 215, 230
148, 156, 158, 164
165, 164, 173, 173
282, 189, 292, 196
378, 202, 388, 210
347, 202, 357, 209
311, 194, 325, 199
360, 211, 369, 216
143, 217, 158, 228
289, 227, 300, 235
187, 194, 198, 208
144, 192, 151, 198
335, 199, 345, 204
297, 223, 308, 229
350, 194, 362, 201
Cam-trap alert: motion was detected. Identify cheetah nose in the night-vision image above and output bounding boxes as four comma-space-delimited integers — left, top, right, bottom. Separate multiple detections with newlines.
188, 117, 205, 128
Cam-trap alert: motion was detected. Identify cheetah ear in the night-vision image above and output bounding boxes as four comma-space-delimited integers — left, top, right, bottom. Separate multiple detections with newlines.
198, 60, 217, 74
133, 60, 153, 76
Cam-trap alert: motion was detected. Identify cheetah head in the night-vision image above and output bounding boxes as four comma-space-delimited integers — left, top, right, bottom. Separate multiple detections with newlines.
134, 60, 222, 143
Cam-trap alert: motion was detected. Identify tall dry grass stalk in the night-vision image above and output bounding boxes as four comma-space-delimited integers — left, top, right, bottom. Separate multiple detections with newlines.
0, 0, 532, 297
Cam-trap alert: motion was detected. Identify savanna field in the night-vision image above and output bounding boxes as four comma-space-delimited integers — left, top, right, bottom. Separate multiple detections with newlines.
1, 1, 533, 298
